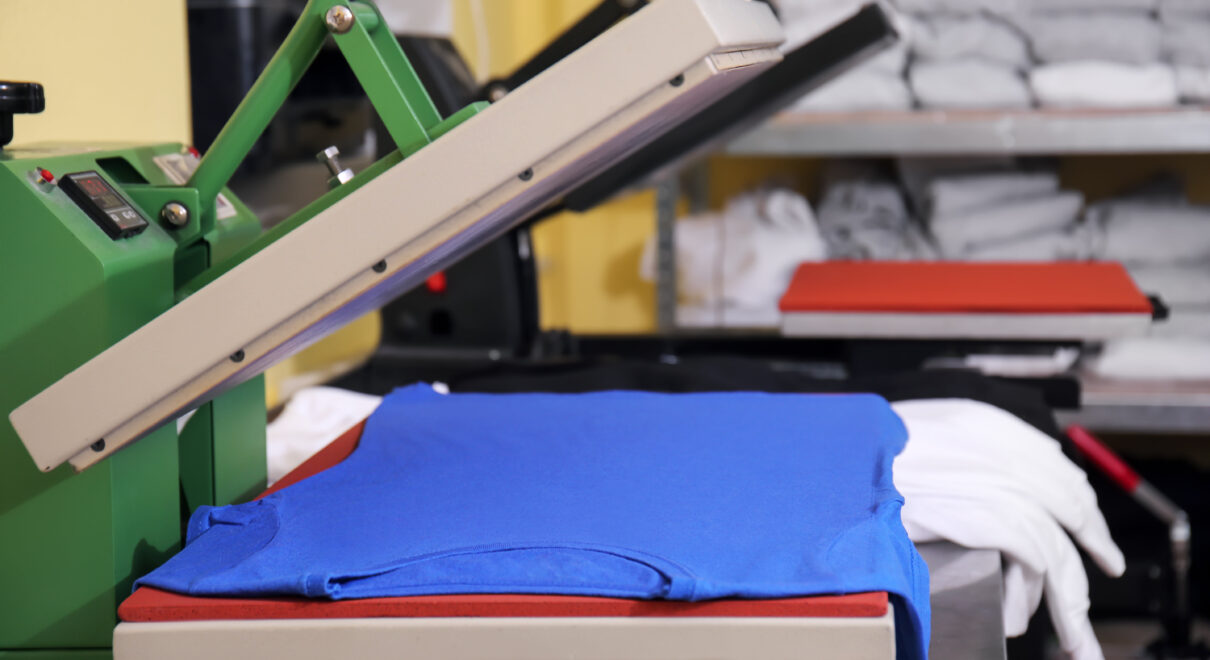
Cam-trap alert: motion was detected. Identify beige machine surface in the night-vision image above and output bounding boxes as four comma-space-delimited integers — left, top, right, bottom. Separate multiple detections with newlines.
10, 0, 784, 473
113, 611, 896, 660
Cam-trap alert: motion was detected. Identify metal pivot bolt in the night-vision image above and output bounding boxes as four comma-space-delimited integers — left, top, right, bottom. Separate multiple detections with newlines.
160, 201, 190, 228
325, 5, 355, 34
317, 146, 355, 188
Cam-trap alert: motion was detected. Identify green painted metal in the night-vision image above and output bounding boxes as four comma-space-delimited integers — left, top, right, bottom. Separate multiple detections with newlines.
187, 0, 329, 221
349, 2, 381, 32
0, 145, 181, 649
211, 376, 269, 506
178, 375, 267, 515
328, 0, 442, 153
0, 144, 265, 653
1, 1, 479, 653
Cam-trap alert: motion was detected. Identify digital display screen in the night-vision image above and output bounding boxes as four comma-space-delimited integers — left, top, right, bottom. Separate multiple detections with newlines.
61, 170, 149, 240
77, 176, 125, 210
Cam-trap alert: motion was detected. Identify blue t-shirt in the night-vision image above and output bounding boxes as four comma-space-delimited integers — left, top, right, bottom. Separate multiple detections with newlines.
138, 385, 930, 659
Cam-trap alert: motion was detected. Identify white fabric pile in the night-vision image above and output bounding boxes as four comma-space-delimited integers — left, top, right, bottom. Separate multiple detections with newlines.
893, 399, 1124, 660
907, 11, 1033, 108
902, 159, 1090, 259
265, 388, 1125, 660
774, 0, 1207, 110
1083, 196, 1210, 379
639, 188, 828, 328
265, 386, 384, 484
1017, 4, 1177, 108
1159, 0, 1210, 102
780, 0, 914, 112
815, 175, 937, 259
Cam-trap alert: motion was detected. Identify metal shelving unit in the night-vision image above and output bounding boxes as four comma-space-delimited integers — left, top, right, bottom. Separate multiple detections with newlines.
727, 108, 1210, 157
653, 108, 1210, 434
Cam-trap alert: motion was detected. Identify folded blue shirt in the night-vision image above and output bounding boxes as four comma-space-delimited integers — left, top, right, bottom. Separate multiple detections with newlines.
138, 385, 930, 659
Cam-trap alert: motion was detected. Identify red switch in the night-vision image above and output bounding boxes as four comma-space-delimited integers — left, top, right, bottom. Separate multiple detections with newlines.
425, 271, 447, 294
187, 146, 200, 158
36, 167, 53, 184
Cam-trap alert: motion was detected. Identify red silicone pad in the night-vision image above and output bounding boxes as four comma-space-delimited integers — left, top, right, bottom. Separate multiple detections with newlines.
779, 262, 1152, 314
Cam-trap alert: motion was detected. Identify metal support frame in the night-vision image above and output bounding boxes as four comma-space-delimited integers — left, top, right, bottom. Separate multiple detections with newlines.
655, 176, 679, 332
654, 161, 710, 332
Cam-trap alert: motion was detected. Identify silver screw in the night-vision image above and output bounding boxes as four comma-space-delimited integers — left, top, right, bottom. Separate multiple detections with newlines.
161, 201, 190, 228
488, 84, 508, 102
317, 145, 354, 188
325, 5, 355, 34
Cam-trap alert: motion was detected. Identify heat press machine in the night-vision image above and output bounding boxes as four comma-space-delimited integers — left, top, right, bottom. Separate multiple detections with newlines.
0, 0, 920, 657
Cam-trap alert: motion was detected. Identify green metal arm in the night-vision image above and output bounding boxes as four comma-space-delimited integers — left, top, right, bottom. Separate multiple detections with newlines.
184, 0, 476, 263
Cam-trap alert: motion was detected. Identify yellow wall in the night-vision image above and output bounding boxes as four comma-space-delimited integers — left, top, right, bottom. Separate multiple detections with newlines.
0, 1, 192, 146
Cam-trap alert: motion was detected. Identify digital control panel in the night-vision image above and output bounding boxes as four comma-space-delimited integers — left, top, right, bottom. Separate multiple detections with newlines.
59, 171, 148, 239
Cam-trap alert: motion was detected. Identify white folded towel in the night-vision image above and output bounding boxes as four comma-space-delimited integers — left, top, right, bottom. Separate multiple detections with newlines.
1128, 264, 1210, 304
910, 14, 1031, 69
266, 387, 384, 485
777, 0, 873, 51
794, 70, 914, 112
1020, 11, 1162, 65
1089, 337, 1210, 380
1160, 0, 1210, 16
927, 172, 1060, 217
640, 188, 827, 321
1087, 202, 1210, 263
896, 157, 1021, 212
910, 60, 1033, 109
1174, 65, 1210, 102
817, 180, 936, 259
1030, 62, 1178, 108
896, 0, 1024, 15
931, 191, 1084, 256
961, 226, 1090, 261
1030, 0, 1155, 8
1163, 19, 1210, 67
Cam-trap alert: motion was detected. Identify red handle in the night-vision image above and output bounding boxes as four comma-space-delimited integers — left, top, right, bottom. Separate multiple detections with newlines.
1066, 425, 1141, 492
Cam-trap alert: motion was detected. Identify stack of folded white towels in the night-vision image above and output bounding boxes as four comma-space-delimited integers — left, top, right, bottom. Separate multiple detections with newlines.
639, 188, 829, 328
1162, 0, 1210, 102
901, 159, 1090, 258
780, 0, 1210, 110
1082, 194, 1210, 379
906, 7, 1033, 108
779, 0, 915, 112
815, 164, 937, 258
1019, 0, 1178, 108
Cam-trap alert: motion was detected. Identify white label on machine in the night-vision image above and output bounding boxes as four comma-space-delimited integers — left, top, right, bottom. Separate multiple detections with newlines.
153, 153, 238, 220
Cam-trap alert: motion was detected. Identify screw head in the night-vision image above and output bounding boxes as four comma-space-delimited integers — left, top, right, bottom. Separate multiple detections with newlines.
161, 201, 190, 228
325, 5, 355, 33
488, 84, 508, 102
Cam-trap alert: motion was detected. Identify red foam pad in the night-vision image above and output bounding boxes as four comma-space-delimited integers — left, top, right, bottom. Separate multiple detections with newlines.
120, 419, 888, 622
119, 588, 888, 622
779, 262, 1152, 314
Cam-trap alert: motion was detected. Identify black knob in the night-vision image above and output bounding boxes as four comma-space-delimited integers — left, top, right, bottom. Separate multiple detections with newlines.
0, 81, 46, 148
